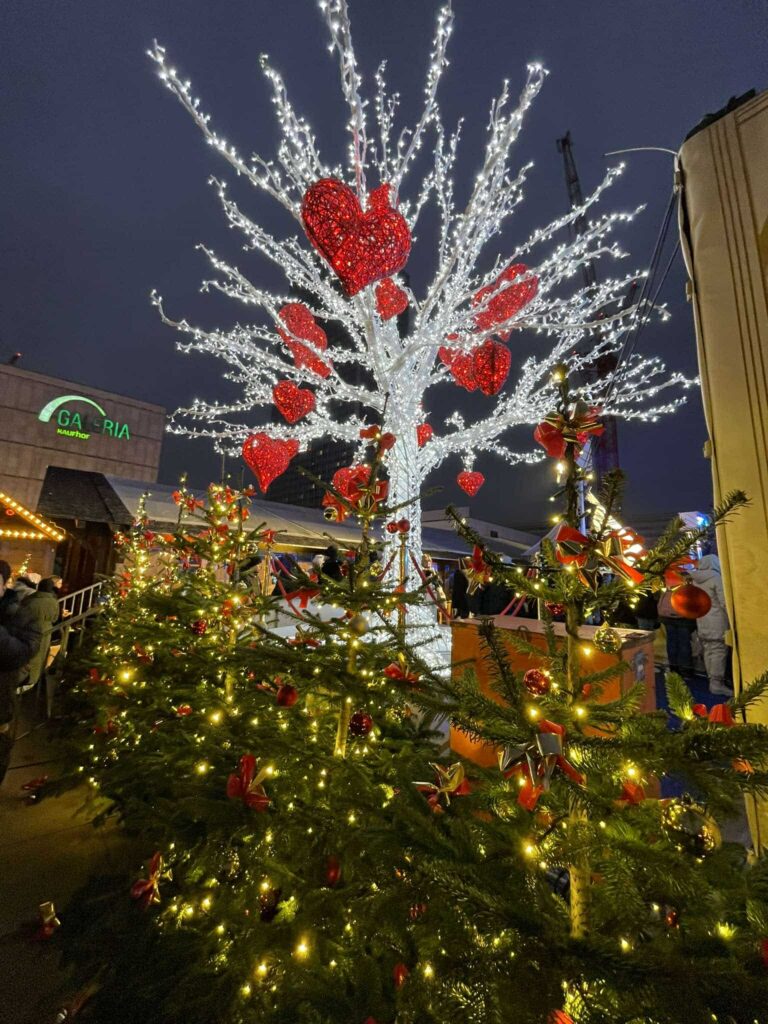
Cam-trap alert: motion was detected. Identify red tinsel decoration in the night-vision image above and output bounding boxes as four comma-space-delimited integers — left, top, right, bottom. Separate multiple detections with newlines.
472, 339, 511, 395
416, 423, 433, 447
457, 470, 485, 496
473, 262, 538, 340
277, 303, 332, 378
242, 433, 300, 493
272, 381, 315, 424
301, 179, 411, 295
375, 277, 409, 320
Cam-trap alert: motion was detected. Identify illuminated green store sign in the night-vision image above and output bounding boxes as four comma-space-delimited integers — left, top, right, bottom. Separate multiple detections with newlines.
38, 395, 131, 442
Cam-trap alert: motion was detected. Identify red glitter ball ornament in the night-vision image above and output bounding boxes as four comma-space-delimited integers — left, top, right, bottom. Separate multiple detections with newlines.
190, 619, 208, 636
472, 340, 511, 395
242, 433, 300, 493
457, 471, 485, 497
473, 262, 538, 340
670, 583, 712, 619
416, 423, 433, 447
301, 179, 411, 295
276, 683, 298, 707
522, 668, 550, 696
375, 277, 409, 320
325, 855, 342, 887
272, 381, 315, 424
277, 303, 331, 379
392, 963, 410, 989
349, 711, 373, 737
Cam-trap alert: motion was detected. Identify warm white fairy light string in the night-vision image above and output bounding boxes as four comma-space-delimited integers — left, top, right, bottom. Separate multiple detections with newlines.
149, 0, 694, 566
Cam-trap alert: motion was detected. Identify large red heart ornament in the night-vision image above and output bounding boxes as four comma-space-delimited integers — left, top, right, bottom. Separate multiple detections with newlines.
457, 471, 485, 497
277, 303, 332, 379
473, 263, 538, 340
472, 340, 511, 395
272, 381, 315, 424
242, 433, 300, 493
302, 179, 411, 296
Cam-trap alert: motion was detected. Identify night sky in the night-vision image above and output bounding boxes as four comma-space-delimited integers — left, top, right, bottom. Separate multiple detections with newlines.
3, 1, 766, 529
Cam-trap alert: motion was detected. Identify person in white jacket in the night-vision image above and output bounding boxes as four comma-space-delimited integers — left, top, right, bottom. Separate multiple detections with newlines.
692, 554, 732, 696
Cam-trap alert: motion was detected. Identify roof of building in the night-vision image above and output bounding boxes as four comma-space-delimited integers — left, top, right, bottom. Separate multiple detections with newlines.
38, 467, 131, 525
0, 490, 65, 543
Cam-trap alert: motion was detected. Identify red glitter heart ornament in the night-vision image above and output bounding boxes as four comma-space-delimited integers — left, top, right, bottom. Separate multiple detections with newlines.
273, 381, 315, 424
375, 277, 409, 320
438, 346, 478, 391
472, 340, 511, 395
242, 433, 300, 493
301, 179, 411, 296
473, 262, 538, 340
277, 303, 332, 379
457, 471, 485, 496
416, 423, 433, 447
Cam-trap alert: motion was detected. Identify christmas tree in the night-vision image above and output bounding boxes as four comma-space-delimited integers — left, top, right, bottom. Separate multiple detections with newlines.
148, 0, 693, 565
396, 367, 768, 1023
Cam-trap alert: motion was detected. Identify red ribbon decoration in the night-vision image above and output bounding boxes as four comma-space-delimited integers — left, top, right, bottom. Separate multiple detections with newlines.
383, 661, 420, 686
534, 406, 604, 460
693, 703, 735, 727
322, 465, 388, 522
131, 852, 163, 909
226, 755, 271, 811
499, 721, 584, 811
554, 525, 645, 586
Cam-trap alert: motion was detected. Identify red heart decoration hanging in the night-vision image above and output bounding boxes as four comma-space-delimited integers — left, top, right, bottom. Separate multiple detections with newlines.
375, 277, 409, 320
242, 433, 300, 493
272, 381, 315, 424
473, 263, 538, 341
301, 179, 411, 296
416, 423, 433, 448
438, 344, 478, 391
277, 303, 332, 379
457, 471, 485, 496
472, 340, 511, 395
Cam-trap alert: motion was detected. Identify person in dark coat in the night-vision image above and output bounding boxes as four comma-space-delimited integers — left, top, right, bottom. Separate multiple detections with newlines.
0, 560, 43, 783
450, 564, 470, 619
322, 546, 344, 582
22, 577, 60, 692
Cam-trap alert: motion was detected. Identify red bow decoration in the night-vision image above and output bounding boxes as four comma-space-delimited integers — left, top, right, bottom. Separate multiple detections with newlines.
226, 754, 271, 812
618, 781, 646, 805
322, 465, 388, 522
554, 525, 644, 587
384, 658, 420, 687
415, 762, 471, 812
664, 556, 697, 589
33, 900, 61, 941
499, 720, 584, 812
259, 529, 278, 546
534, 404, 604, 460
465, 545, 491, 594
693, 703, 735, 727
131, 852, 163, 910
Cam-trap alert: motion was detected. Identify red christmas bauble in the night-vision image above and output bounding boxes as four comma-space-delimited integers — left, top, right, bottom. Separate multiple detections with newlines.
664, 907, 679, 928
258, 886, 282, 922
242, 433, 300, 493
190, 619, 208, 636
392, 962, 410, 989
276, 683, 298, 707
386, 521, 400, 534
416, 423, 433, 447
273, 381, 315, 424
301, 179, 411, 295
457, 471, 485, 497
544, 601, 565, 617
176, 704, 193, 717
325, 855, 342, 886
379, 432, 397, 451
472, 340, 511, 395
473, 262, 538, 340
375, 277, 408, 320
670, 583, 712, 619
522, 668, 550, 696
349, 711, 373, 737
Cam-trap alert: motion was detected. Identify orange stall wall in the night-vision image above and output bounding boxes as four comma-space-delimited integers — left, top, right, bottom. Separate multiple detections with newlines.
450, 616, 656, 767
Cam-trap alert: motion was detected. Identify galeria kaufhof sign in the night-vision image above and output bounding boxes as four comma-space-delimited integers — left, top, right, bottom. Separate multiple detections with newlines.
38, 395, 132, 442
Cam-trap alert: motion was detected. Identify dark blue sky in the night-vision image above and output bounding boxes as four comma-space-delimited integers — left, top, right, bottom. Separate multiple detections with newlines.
2, 1, 765, 527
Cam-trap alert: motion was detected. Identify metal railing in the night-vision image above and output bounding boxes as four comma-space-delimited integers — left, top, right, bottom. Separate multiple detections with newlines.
58, 580, 105, 623
42, 581, 107, 717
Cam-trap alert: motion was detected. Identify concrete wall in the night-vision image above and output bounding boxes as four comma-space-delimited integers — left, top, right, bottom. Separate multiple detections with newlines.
0, 365, 165, 508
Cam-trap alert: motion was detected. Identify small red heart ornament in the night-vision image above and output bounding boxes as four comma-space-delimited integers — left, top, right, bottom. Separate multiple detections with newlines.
273, 381, 315, 424
472, 339, 511, 395
473, 262, 538, 340
416, 423, 433, 447
375, 277, 409, 320
457, 471, 485, 496
302, 179, 411, 295
242, 433, 300, 493
277, 303, 332, 379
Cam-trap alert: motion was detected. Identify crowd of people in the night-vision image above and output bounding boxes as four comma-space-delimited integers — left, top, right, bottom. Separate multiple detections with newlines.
0, 561, 66, 783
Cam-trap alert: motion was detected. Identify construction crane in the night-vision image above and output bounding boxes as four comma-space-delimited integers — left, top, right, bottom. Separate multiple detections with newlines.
556, 131, 631, 481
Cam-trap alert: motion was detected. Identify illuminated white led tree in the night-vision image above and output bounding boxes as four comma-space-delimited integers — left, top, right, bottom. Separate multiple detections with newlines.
151, 0, 692, 560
